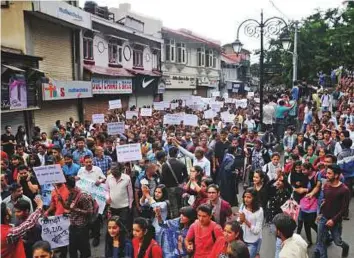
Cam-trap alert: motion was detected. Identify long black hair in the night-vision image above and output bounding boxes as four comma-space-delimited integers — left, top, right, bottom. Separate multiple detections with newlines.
133, 217, 156, 258
153, 184, 168, 202
179, 206, 197, 229
225, 220, 244, 242
242, 187, 260, 212
105, 216, 129, 258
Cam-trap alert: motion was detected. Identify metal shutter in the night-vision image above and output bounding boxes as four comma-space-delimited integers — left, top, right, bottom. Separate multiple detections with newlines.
163, 89, 193, 102
1, 112, 25, 134
83, 96, 129, 121
34, 100, 78, 135
30, 16, 73, 80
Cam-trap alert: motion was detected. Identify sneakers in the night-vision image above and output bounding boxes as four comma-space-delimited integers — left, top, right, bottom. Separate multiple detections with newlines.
342, 242, 349, 257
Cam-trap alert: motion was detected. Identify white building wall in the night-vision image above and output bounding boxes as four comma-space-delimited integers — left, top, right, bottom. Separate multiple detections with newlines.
109, 3, 162, 39
92, 34, 153, 71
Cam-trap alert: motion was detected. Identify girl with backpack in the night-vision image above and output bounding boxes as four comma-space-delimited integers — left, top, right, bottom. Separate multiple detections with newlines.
132, 217, 162, 258
140, 184, 169, 246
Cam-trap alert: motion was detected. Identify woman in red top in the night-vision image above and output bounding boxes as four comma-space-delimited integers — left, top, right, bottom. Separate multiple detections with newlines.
132, 217, 162, 258
208, 221, 245, 258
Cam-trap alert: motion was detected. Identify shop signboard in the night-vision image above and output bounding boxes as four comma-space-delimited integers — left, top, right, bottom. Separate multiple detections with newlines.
42, 80, 92, 101
92, 78, 133, 94
33, 1, 91, 29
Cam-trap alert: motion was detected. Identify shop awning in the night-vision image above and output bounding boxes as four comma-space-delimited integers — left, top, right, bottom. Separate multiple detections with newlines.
126, 68, 162, 77
84, 64, 133, 77
1, 64, 25, 72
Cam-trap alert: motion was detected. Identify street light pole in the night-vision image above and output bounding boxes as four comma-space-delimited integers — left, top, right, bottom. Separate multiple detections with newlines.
232, 10, 288, 128
259, 10, 265, 128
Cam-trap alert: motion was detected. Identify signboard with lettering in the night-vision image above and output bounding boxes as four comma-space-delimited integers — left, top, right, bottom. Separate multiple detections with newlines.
92, 78, 133, 94
33, 165, 66, 185
42, 80, 92, 101
39, 215, 70, 249
116, 143, 143, 162
34, 1, 91, 29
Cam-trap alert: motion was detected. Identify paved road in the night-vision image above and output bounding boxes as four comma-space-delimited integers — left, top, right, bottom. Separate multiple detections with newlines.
89, 197, 354, 258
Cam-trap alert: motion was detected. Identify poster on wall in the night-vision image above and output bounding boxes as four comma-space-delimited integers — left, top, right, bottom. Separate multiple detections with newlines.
9, 77, 27, 110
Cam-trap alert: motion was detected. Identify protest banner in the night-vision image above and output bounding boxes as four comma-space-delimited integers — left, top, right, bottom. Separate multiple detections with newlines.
235, 99, 248, 108
153, 102, 166, 111
140, 108, 152, 117
170, 103, 179, 110
164, 102, 171, 109
163, 114, 182, 125
39, 215, 70, 249
183, 114, 198, 126
33, 165, 66, 185
116, 143, 143, 163
126, 111, 139, 119
247, 91, 254, 98
107, 122, 125, 135
212, 91, 220, 97
204, 109, 216, 119
92, 114, 105, 124
108, 99, 122, 109
76, 178, 107, 214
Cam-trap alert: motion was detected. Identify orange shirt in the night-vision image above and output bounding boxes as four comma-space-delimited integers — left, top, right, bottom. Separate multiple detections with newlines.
51, 184, 70, 215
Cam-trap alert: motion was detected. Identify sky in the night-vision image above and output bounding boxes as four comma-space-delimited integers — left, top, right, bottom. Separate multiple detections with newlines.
79, 0, 346, 62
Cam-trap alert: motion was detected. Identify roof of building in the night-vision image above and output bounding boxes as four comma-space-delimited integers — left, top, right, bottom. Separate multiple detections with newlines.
162, 27, 221, 49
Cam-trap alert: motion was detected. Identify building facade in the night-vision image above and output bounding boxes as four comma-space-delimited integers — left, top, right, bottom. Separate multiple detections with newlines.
220, 44, 251, 97
161, 28, 222, 100
82, 2, 163, 120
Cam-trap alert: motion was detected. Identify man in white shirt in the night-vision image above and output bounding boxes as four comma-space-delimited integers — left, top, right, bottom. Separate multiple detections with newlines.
106, 165, 133, 229
263, 98, 276, 127
273, 213, 308, 258
77, 155, 106, 247
77, 155, 106, 184
176, 144, 211, 177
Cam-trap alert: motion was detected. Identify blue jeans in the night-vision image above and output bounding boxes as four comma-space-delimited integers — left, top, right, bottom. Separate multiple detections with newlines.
315, 216, 346, 258
275, 237, 282, 258
246, 238, 262, 258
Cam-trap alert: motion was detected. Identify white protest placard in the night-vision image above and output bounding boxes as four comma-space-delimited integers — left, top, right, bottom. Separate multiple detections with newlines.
225, 98, 233, 103
164, 102, 171, 109
92, 114, 105, 124
153, 102, 166, 111
76, 178, 107, 214
39, 215, 70, 249
108, 99, 122, 109
126, 111, 139, 119
223, 93, 229, 99
116, 143, 143, 162
33, 165, 66, 185
235, 99, 248, 108
254, 98, 260, 103
212, 91, 220, 97
163, 114, 182, 125
107, 122, 125, 135
204, 109, 216, 119
247, 91, 254, 98
183, 114, 198, 126
140, 108, 152, 117
211, 103, 221, 112
170, 103, 179, 110
185, 99, 195, 106
244, 86, 251, 91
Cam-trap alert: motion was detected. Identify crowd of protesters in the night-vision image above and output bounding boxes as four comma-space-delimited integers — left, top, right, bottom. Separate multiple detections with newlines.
1, 75, 354, 258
